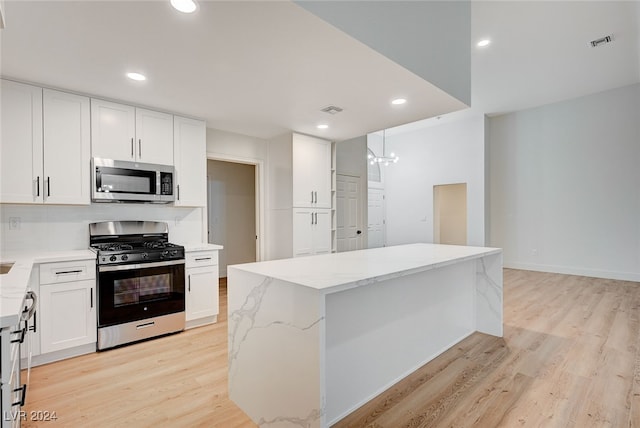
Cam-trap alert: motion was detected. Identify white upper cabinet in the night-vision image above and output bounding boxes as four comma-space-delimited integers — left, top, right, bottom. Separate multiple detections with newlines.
0, 80, 90, 205
135, 108, 174, 165
90, 99, 135, 162
0, 80, 43, 203
173, 116, 207, 207
292, 133, 331, 208
91, 99, 173, 165
42, 88, 91, 204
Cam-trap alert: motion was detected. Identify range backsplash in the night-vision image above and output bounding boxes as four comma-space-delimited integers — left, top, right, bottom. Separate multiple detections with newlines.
0, 203, 205, 252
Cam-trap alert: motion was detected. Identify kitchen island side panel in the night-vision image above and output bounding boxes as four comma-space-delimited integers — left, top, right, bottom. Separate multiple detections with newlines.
227, 267, 324, 427
475, 252, 503, 337
324, 259, 477, 424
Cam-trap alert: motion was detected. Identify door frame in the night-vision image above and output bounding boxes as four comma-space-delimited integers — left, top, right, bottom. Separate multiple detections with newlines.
206, 152, 264, 262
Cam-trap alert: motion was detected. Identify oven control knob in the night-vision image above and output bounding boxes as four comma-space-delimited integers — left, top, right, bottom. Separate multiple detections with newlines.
109, 255, 117, 262
170, 250, 178, 257
121, 254, 128, 261
142, 252, 148, 259
161, 250, 169, 258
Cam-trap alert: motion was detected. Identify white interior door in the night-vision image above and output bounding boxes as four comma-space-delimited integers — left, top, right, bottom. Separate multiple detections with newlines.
337, 174, 362, 252
367, 187, 385, 248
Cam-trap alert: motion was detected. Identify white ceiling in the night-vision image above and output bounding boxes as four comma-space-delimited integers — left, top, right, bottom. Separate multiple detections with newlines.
1, 1, 638, 142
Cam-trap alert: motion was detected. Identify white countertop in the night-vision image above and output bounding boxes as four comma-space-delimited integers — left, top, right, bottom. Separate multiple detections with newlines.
229, 243, 502, 294
0, 249, 96, 328
183, 243, 224, 252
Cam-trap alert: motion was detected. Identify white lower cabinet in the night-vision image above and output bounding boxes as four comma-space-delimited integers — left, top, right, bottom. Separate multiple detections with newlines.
185, 250, 219, 328
293, 208, 331, 257
38, 260, 96, 354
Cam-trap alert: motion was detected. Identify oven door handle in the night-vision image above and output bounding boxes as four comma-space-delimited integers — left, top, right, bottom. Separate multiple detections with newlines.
98, 259, 185, 272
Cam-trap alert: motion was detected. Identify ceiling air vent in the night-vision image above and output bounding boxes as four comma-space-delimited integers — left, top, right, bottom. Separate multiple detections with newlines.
590, 35, 613, 48
321, 105, 343, 115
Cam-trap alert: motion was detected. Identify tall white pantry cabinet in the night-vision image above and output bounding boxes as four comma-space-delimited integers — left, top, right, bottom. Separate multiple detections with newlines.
269, 133, 335, 258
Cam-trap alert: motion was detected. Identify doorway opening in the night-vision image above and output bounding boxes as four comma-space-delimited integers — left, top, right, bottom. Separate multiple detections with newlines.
207, 159, 257, 277
433, 183, 467, 245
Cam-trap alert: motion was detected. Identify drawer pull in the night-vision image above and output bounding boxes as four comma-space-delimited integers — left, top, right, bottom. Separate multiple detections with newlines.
55, 269, 83, 275
12, 384, 27, 407
194, 257, 211, 262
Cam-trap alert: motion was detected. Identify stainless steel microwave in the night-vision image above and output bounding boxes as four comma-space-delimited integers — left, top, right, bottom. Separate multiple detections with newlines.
91, 158, 175, 203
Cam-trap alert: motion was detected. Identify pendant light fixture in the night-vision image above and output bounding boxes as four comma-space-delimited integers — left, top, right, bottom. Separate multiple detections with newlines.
368, 129, 399, 166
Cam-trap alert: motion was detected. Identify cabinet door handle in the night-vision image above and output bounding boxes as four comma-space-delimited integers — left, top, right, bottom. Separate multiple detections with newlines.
314, 191, 317, 204
131, 138, 134, 158
138, 139, 142, 158
311, 191, 314, 204
55, 269, 83, 275
36, 176, 40, 197
90, 288, 93, 308
188, 274, 191, 292
177, 184, 180, 201
47, 177, 51, 197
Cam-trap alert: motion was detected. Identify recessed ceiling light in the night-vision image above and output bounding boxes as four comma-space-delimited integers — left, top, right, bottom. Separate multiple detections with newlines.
171, 0, 197, 13
477, 39, 491, 47
126, 72, 146, 81
317, 124, 329, 129
391, 98, 407, 105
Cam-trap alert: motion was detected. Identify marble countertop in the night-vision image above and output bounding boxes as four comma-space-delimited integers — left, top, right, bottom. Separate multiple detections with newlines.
183, 243, 224, 252
0, 249, 96, 328
229, 243, 502, 294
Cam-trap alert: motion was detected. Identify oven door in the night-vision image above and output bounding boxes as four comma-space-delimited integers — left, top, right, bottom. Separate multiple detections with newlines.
97, 260, 185, 327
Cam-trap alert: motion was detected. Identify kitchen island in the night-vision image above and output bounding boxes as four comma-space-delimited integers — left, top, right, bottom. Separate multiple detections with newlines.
227, 243, 503, 427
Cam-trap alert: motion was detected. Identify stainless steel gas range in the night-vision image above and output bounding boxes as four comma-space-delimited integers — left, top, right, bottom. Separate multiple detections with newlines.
89, 221, 185, 350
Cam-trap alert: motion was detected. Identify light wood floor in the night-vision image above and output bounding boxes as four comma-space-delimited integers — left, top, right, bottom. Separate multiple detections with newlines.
21, 270, 640, 427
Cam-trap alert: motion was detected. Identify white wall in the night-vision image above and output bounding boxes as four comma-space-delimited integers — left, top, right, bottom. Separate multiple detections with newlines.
0, 203, 203, 252
206, 128, 268, 162
384, 113, 486, 247
488, 83, 640, 281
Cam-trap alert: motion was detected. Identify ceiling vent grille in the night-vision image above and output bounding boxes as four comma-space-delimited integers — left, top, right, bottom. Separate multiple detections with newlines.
321, 105, 343, 115
590, 35, 613, 48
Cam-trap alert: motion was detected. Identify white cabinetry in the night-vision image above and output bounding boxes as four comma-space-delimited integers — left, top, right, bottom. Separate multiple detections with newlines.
0, 80, 42, 204
185, 250, 219, 328
42, 89, 91, 204
91, 99, 174, 165
292, 134, 331, 208
39, 259, 96, 354
293, 208, 331, 257
0, 80, 90, 205
173, 116, 207, 207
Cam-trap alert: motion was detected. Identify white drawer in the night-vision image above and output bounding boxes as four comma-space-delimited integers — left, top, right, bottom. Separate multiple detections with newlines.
39, 259, 96, 284
186, 251, 218, 268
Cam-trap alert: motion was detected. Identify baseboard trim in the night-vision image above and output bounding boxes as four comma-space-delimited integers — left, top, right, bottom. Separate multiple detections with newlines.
504, 262, 640, 282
